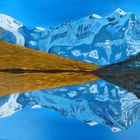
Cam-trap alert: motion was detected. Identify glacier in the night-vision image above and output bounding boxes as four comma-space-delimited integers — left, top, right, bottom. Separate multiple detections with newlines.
0, 8, 140, 132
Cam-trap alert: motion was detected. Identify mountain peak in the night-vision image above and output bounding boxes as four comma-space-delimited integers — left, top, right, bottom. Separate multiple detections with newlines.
0, 13, 23, 31
0, 13, 25, 45
115, 8, 127, 16
107, 8, 128, 22
91, 14, 102, 19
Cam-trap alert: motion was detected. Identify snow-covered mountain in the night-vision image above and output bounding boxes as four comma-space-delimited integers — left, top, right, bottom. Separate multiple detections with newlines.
0, 8, 140, 132
0, 8, 140, 65
0, 14, 25, 45
28, 8, 140, 65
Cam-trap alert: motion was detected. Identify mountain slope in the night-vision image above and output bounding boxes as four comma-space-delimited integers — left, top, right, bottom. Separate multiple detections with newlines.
0, 8, 140, 132
23, 8, 140, 66
0, 14, 25, 45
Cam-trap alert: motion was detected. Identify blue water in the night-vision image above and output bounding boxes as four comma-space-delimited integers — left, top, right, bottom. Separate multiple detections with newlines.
0, 108, 139, 140
0, 1, 140, 140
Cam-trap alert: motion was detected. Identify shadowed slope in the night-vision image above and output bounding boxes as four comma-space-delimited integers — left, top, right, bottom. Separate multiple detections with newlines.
0, 41, 100, 96
95, 53, 140, 98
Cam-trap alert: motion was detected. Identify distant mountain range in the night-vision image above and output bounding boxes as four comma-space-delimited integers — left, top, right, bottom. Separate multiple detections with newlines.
0, 8, 140, 132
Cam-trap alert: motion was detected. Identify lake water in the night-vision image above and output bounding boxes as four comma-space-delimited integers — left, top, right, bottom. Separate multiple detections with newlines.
0, 0, 140, 140
0, 108, 140, 140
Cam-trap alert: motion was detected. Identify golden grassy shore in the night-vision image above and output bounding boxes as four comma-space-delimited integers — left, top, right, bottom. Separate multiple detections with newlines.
0, 41, 100, 96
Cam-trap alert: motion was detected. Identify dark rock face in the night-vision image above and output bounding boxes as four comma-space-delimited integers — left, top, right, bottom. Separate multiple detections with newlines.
95, 53, 140, 98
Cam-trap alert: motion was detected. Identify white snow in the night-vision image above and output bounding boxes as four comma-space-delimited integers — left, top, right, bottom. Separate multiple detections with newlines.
78, 87, 86, 90
92, 14, 102, 19
88, 50, 99, 59
0, 13, 25, 45
0, 94, 22, 118
112, 127, 121, 132
115, 8, 127, 16
32, 105, 42, 109
0, 14, 23, 30
115, 52, 122, 60
89, 84, 98, 94
87, 121, 98, 126
71, 50, 81, 57
29, 40, 37, 46
36, 26, 45, 31
67, 91, 77, 98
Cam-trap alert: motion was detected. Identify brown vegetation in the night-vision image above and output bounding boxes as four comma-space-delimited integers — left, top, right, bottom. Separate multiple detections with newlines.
0, 41, 100, 96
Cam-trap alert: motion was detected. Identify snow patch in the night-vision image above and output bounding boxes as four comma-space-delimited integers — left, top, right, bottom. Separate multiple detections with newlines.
32, 105, 42, 109
0, 13, 25, 45
29, 40, 37, 46
0, 94, 22, 118
88, 50, 99, 59
92, 14, 102, 19
71, 50, 81, 57
67, 91, 78, 98
87, 121, 98, 126
89, 84, 98, 94
115, 8, 127, 16
36, 27, 45, 31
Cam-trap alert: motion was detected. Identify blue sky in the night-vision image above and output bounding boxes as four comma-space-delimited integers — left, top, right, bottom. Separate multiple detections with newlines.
0, 1, 140, 140
0, 0, 140, 28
